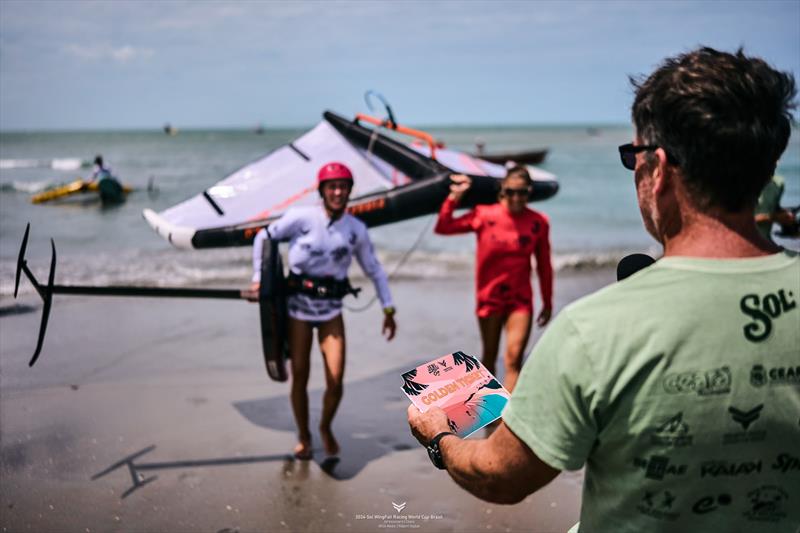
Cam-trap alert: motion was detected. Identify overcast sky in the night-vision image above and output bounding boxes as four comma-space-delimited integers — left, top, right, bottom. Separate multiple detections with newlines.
1, 0, 798, 130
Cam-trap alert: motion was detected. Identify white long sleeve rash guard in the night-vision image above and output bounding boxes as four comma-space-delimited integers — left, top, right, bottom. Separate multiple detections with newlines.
252, 205, 393, 322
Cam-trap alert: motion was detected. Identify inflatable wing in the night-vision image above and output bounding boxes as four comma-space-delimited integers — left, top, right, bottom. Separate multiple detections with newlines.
143, 111, 558, 249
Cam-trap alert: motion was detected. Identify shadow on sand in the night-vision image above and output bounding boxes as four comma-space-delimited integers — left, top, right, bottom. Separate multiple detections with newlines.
92, 445, 292, 498
234, 362, 425, 480
91, 363, 424, 497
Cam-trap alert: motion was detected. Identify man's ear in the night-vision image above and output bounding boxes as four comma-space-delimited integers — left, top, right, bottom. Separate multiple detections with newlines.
652, 147, 672, 196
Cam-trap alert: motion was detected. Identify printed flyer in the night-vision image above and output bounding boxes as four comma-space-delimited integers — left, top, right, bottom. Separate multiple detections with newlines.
401, 351, 511, 438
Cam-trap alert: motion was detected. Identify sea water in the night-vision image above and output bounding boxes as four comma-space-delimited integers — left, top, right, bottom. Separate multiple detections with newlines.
1, 124, 798, 298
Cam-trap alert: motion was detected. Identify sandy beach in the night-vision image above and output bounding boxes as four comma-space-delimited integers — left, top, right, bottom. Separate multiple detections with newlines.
0, 267, 615, 532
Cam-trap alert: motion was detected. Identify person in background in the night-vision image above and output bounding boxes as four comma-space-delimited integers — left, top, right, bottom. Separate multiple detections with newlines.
252, 162, 397, 460
755, 174, 795, 241
434, 166, 552, 392
88, 155, 112, 182
409, 47, 798, 533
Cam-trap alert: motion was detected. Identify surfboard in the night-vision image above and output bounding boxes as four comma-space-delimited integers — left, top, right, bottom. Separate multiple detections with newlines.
31, 178, 133, 204
259, 239, 289, 382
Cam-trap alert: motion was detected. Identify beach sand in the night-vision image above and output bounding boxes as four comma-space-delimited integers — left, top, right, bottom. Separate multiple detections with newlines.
0, 267, 615, 532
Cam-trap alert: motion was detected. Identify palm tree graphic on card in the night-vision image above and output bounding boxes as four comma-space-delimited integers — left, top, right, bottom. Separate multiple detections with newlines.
402, 351, 510, 437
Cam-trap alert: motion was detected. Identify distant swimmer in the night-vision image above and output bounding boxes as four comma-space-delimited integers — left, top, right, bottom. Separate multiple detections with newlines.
251, 162, 397, 460
434, 166, 553, 392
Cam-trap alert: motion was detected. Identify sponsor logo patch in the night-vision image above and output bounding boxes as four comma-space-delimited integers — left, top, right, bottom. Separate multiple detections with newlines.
637, 490, 679, 521
650, 412, 693, 447
692, 493, 732, 515
740, 289, 797, 343
663, 366, 731, 396
744, 485, 788, 522
750, 364, 800, 387
772, 453, 800, 474
724, 404, 767, 444
633, 455, 687, 480
700, 459, 762, 477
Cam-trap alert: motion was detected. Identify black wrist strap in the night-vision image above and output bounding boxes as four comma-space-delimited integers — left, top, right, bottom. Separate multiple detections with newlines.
429, 431, 456, 447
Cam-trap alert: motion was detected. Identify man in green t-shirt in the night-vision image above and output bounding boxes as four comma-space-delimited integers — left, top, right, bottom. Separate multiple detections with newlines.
408, 47, 799, 533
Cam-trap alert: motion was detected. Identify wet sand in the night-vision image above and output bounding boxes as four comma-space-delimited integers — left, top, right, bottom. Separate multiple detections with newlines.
0, 268, 615, 532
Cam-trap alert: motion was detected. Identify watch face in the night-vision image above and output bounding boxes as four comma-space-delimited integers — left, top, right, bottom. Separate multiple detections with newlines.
427, 443, 444, 469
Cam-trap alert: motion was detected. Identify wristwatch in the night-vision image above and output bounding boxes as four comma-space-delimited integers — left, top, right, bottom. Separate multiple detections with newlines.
427, 431, 456, 470
383, 306, 396, 316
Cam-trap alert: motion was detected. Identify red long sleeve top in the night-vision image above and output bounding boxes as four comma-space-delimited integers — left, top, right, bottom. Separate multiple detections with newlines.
435, 197, 553, 313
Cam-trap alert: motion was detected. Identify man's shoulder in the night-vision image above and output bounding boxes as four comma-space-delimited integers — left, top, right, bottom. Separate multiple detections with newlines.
556, 263, 682, 330
562, 252, 800, 324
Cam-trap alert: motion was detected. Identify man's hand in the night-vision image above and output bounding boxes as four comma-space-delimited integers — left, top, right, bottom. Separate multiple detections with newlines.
407, 405, 451, 445
448, 174, 472, 203
383, 314, 397, 341
536, 307, 552, 327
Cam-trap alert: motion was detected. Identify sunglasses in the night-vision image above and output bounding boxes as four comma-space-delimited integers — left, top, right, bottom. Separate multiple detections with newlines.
501, 187, 530, 197
618, 143, 679, 170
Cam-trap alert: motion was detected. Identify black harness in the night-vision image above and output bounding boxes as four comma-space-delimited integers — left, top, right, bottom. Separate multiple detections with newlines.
286, 272, 361, 300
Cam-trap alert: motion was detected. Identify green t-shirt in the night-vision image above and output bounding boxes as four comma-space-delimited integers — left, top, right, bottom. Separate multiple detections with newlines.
755, 175, 785, 240
504, 252, 800, 533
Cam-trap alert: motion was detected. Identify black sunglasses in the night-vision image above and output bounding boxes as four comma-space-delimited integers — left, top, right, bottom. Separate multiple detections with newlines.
618, 143, 679, 170
501, 187, 530, 197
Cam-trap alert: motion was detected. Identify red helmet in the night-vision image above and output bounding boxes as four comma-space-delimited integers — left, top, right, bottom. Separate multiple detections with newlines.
317, 162, 353, 185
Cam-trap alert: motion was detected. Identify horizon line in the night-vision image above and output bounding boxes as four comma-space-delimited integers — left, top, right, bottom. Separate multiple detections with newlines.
0, 120, 633, 135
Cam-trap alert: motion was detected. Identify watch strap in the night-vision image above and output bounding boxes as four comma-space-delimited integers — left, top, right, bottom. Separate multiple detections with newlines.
427, 431, 456, 470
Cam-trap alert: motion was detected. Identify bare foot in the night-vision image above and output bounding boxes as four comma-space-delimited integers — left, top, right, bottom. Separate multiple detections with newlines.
293, 438, 313, 460
319, 426, 340, 457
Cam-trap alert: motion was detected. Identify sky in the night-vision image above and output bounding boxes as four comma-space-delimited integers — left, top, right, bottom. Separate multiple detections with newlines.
0, 0, 798, 130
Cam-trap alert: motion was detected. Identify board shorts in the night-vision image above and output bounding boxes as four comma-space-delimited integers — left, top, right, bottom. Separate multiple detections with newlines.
286, 293, 343, 323
476, 293, 533, 318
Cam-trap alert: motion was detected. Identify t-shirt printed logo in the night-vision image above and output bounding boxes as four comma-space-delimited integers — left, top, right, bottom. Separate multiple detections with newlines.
723, 404, 767, 445
692, 493, 732, 514
637, 490, 679, 521
650, 412, 693, 447
662, 366, 731, 396
700, 459, 762, 477
772, 453, 800, 474
750, 364, 768, 387
331, 246, 349, 262
729, 404, 763, 430
743, 485, 788, 522
633, 455, 687, 480
739, 289, 797, 343
749, 364, 800, 387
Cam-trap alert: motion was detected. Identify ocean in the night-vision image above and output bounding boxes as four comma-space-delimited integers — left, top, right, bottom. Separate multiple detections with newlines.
1, 122, 798, 298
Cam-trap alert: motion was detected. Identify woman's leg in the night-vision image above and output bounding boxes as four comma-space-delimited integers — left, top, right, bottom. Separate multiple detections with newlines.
288, 316, 314, 459
477, 313, 504, 378
317, 314, 346, 456
502, 310, 533, 392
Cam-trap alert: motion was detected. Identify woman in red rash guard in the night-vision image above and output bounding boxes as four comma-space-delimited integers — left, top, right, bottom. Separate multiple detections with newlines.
435, 166, 553, 391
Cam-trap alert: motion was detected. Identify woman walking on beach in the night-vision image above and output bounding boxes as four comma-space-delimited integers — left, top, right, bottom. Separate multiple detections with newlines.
435, 167, 552, 391
251, 162, 397, 459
